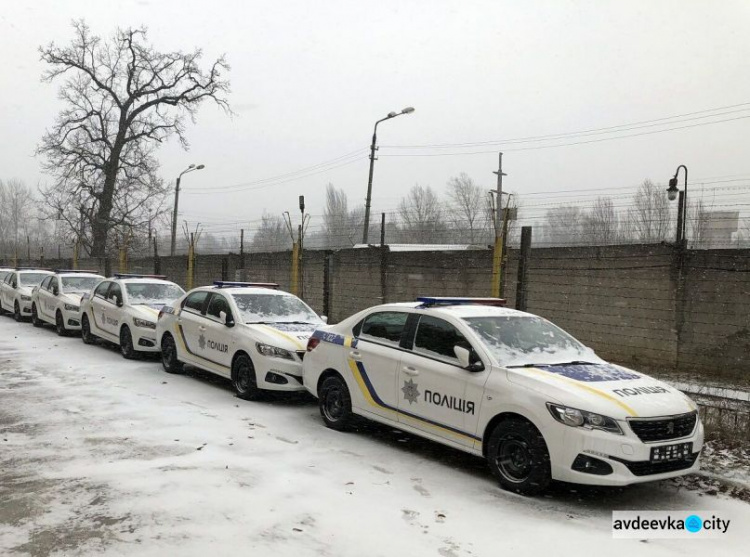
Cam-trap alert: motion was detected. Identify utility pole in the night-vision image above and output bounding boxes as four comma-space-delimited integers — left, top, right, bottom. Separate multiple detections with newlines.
491, 152, 507, 297
171, 175, 182, 257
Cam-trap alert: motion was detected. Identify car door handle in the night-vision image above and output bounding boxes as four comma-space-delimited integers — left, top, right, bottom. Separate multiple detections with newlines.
402, 366, 419, 376
198, 326, 207, 332
349, 351, 362, 361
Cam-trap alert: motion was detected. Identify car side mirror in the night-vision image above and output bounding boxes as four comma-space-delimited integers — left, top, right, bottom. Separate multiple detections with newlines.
12, 282, 17, 289
320, 315, 328, 324
220, 310, 234, 327
454, 345, 484, 372
52, 286, 59, 296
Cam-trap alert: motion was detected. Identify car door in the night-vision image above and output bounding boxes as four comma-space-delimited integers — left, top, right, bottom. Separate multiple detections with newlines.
175, 290, 210, 367
39, 277, 55, 320
90, 281, 112, 336
200, 293, 235, 372
1, 273, 15, 310
103, 283, 124, 337
349, 310, 410, 421
397, 315, 488, 448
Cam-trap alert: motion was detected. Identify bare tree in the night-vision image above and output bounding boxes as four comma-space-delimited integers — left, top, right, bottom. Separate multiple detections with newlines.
625, 180, 672, 243
251, 213, 292, 253
541, 205, 584, 246
582, 196, 619, 245
322, 184, 363, 248
38, 21, 231, 257
397, 184, 446, 243
447, 173, 488, 244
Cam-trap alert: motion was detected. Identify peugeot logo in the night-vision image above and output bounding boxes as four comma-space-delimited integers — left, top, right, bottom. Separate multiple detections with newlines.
666, 421, 675, 434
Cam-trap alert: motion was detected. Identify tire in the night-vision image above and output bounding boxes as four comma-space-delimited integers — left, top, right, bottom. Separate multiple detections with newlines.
31, 304, 43, 328
161, 334, 184, 374
119, 326, 138, 360
319, 374, 354, 431
13, 302, 22, 322
55, 311, 69, 336
232, 353, 262, 401
81, 314, 96, 345
486, 418, 551, 496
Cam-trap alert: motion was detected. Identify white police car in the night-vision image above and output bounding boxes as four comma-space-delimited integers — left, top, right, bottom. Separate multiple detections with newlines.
80, 274, 185, 359
30, 270, 105, 335
0, 268, 54, 321
156, 281, 325, 400
303, 297, 704, 495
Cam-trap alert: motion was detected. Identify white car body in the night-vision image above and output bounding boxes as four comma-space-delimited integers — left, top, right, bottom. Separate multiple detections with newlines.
156, 282, 324, 396
80, 275, 185, 355
31, 271, 104, 333
1, 269, 54, 320
303, 298, 704, 491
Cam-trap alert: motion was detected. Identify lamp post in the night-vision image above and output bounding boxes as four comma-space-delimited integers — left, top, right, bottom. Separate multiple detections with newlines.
170, 164, 205, 256
666, 165, 688, 246
362, 106, 415, 244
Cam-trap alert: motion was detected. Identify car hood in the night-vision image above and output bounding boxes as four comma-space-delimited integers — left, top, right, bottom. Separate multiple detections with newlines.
17, 286, 33, 296
244, 322, 320, 352
506, 362, 697, 419
62, 293, 84, 305
131, 305, 161, 321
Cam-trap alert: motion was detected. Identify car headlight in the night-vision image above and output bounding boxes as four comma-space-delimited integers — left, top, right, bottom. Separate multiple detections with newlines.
256, 343, 295, 360
20, 295, 32, 301
64, 304, 80, 312
133, 317, 156, 329
546, 403, 623, 435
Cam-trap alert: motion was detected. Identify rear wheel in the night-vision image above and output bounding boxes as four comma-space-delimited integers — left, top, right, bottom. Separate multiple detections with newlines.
31, 304, 43, 328
486, 418, 551, 496
319, 374, 354, 431
13, 301, 22, 322
81, 314, 96, 344
120, 326, 138, 359
55, 311, 69, 336
232, 354, 261, 401
161, 334, 184, 374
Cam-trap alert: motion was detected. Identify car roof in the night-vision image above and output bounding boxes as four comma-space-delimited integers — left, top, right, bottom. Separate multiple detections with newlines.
364, 301, 531, 319
194, 286, 292, 296
17, 269, 53, 274
57, 272, 103, 278
114, 278, 177, 285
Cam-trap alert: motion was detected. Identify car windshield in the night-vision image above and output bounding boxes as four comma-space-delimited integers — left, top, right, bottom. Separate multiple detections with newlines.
61, 276, 101, 293
125, 283, 185, 306
232, 293, 321, 324
19, 273, 50, 286
464, 315, 602, 368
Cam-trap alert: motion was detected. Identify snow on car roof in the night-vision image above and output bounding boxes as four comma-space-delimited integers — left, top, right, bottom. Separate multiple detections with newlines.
115, 277, 175, 284
370, 301, 530, 319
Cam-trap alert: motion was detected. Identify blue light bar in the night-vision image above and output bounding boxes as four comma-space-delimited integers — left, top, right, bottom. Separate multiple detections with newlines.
213, 281, 279, 289
416, 296, 507, 308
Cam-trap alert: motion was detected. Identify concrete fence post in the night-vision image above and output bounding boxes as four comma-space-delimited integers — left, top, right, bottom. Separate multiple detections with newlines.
515, 226, 532, 311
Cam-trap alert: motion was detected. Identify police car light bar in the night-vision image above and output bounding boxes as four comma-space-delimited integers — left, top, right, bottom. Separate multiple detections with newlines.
113, 273, 168, 279
213, 281, 280, 289
416, 297, 507, 307
53, 269, 101, 274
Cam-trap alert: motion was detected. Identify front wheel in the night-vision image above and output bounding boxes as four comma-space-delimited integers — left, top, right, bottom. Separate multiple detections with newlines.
232, 354, 262, 401
81, 314, 95, 344
161, 334, 184, 374
120, 326, 138, 360
486, 418, 551, 496
13, 302, 22, 322
319, 374, 354, 431
31, 305, 43, 328
55, 311, 69, 336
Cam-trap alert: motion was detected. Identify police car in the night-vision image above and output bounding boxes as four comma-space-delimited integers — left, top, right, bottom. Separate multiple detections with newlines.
303, 297, 704, 495
79, 274, 185, 359
156, 281, 325, 400
30, 270, 105, 335
0, 268, 54, 321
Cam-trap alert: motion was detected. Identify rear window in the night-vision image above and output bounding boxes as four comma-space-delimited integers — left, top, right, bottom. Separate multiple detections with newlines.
360, 311, 409, 345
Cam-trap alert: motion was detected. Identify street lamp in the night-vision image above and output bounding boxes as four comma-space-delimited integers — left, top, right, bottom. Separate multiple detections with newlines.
362, 106, 415, 244
171, 163, 205, 256
666, 164, 688, 246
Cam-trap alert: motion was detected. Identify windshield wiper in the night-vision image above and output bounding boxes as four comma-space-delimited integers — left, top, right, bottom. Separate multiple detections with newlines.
273, 320, 316, 324
550, 360, 598, 366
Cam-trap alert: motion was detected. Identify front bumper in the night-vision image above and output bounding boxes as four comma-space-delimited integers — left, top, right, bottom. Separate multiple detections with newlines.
254, 353, 306, 392
61, 308, 83, 330
550, 417, 704, 486
19, 299, 33, 315
131, 326, 159, 352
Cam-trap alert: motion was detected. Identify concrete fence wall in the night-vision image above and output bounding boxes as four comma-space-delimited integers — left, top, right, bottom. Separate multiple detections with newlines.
4, 243, 749, 379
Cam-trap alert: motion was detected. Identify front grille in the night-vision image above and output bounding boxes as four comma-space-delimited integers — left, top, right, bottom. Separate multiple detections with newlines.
296, 350, 306, 361
628, 411, 697, 442
611, 452, 700, 477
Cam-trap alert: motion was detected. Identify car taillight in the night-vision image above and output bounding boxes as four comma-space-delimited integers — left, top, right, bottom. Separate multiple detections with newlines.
306, 337, 321, 352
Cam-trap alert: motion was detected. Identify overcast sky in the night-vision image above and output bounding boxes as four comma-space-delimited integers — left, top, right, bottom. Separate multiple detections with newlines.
1, 0, 749, 237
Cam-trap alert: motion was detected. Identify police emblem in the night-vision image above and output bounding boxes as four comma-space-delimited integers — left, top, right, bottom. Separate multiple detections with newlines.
401, 379, 420, 405
198, 333, 206, 350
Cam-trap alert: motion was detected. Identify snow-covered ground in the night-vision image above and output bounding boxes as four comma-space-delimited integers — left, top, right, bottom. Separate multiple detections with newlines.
1, 318, 748, 556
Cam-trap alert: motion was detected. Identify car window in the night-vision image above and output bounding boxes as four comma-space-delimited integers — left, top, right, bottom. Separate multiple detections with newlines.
413, 315, 473, 363
360, 311, 409, 345
61, 275, 101, 293
108, 283, 123, 305
19, 273, 49, 286
94, 281, 111, 299
183, 291, 209, 313
40, 276, 52, 290
206, 294, 232, 321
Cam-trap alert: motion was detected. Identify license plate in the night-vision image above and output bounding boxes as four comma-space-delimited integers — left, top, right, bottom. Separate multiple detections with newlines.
650, 442, 692, 462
